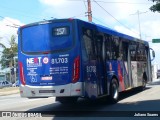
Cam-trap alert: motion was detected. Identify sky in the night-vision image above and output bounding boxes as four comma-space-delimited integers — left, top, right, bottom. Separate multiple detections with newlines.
0, 0, 160, 65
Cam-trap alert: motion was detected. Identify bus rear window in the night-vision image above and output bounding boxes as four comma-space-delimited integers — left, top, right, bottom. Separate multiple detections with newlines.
21, 22, 73, 53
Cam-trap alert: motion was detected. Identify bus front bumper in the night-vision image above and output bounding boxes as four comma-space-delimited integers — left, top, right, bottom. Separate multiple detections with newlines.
19, 82, 83, 98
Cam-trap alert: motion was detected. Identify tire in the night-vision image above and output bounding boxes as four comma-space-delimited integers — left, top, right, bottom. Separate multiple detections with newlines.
109, 78, 119, 104
56, 97, 78, 104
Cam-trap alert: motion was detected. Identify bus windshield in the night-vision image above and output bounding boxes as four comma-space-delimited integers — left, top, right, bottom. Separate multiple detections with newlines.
21, 22, 73, 53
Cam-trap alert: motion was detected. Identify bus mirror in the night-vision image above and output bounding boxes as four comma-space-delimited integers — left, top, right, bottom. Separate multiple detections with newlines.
152, 51, 155, 58
150, 48, 155, 61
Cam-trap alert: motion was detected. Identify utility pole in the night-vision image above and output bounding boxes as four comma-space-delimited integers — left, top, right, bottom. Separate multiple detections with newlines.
137, 10, 142, 39
87, 0, 92, 22
130, 10, 148, 39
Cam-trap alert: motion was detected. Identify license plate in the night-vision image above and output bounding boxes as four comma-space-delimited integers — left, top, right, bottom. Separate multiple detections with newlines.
41, 76, 52, 80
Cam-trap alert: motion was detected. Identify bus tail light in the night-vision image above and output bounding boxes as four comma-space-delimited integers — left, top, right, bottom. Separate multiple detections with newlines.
72, 56, 80, 83
19, 62, 26, 85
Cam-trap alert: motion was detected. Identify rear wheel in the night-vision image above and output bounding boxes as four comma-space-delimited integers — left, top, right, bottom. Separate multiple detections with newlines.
109, 78, 119, 104
56, 97, 78, 104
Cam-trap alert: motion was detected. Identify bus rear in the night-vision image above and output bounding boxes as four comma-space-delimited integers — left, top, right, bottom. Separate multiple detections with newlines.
18, 19, 83, 99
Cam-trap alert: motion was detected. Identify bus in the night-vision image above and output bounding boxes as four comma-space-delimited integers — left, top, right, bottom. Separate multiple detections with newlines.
18, 19, 155, 104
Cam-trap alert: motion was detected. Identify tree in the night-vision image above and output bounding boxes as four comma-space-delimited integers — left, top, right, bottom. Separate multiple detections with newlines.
0, 43, 6, 49
0, 35, 18, 69
149, 0, 160, 12
0, 37, 6, 49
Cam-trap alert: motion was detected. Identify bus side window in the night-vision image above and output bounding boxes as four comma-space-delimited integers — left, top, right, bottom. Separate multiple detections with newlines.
95, 33, 103, 61
111, 36, 121, 60
105, 35, 111, 60
118, 38, 123, 60
136, 43, 141, 61
122, 41, 128, 61
131, 51, 136, 61
82, 28, 95, 60
136, 44, 147, 61
130, 42, 137, 61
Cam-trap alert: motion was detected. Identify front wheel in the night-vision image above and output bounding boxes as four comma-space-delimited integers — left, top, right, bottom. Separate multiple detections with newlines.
109, 78, 119, 104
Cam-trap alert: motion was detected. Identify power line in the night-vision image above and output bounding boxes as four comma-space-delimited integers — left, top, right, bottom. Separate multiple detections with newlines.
83, 0, 87, 10
0, 16, 20, 27
6, 25, 19, 28
91, 1, 151, 5
65, 0, 151, 5
93, 0, 139, 36
0, 4, 43, 20
92, 16, 114, 29
70, 13, 86, 18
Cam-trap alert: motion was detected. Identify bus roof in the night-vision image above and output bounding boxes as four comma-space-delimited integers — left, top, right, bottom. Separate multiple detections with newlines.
75, 19, 149, 46
19, 18, 149, 46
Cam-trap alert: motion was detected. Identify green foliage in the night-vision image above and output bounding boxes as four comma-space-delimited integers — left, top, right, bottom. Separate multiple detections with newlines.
0, 35, 18, 69
149, 0, 160, 12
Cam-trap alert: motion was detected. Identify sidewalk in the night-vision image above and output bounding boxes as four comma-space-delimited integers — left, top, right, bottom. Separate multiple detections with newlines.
152, 78, 160, 82
0, 87, 19, 96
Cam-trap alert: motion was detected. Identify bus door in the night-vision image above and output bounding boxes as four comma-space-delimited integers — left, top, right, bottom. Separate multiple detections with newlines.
82, 28, 98, 99
122, 41, 130, 89
128, 44, 137, 87
136, 44, 148, 86
95, 34, 106, 96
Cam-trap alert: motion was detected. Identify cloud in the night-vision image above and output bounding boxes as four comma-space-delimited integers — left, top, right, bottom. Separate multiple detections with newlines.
142, 20, 160, 38
39, 0, 86, 19
114, 19, 160, 41
114, 25, 140, 38
0, 17, 24, 48
39, 0, 74, 18
39, 0, 67, 6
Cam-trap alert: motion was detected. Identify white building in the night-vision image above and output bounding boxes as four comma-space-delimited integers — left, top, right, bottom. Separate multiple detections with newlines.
152, 62, 160, 79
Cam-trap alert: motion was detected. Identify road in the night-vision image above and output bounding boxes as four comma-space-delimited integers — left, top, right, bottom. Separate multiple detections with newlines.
0, 80, 160, 120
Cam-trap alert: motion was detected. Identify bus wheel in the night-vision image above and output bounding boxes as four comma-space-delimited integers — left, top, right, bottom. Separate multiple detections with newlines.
109, 78, 119, 104
56, 97, 78, 104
